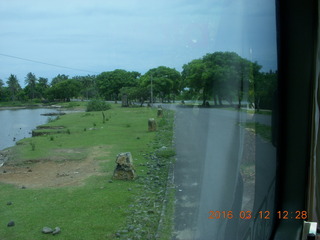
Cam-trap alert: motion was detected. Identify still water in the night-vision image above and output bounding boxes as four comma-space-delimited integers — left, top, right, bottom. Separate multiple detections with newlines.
0, 108, 59, 150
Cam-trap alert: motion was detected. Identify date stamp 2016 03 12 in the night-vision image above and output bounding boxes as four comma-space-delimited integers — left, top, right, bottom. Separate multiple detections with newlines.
208, 210, 308, 220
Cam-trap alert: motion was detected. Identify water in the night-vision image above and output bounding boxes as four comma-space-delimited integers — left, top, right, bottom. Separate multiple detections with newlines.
0, 108, 60, 150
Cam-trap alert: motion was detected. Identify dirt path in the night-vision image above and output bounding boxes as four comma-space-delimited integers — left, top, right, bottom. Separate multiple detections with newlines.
0, 146, 110, 188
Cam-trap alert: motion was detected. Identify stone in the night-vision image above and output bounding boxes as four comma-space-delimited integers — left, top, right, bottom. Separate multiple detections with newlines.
148, 118, 156, 131
52, 227, 61, 235
157, 108, 163, 117
7, 221, 15, 227
121, 94, 129, 107
113, 152, 136, 180
6, 201, 12, 205
42, 227, 53, 234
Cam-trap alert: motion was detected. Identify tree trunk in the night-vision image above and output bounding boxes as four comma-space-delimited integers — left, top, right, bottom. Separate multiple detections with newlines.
202, 89, 207, 106
214, 94, 218, 106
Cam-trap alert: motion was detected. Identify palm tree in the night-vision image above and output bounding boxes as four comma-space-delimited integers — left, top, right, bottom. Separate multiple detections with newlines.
6, 74, 21, 101
25, 72, 37, 99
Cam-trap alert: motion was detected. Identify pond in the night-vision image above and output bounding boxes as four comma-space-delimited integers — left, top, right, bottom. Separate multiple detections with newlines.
0, 108, 61, 150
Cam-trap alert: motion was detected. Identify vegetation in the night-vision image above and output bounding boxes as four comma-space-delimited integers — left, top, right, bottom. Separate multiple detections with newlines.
86, 99, 111, 112
0, 51, 277, 111
240, 122, 272, 142
0, 105, 176, 239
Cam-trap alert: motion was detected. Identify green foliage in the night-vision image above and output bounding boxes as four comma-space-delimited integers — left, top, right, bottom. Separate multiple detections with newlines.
65, 102, 80, 108
0, 51, 276, 111
50, 74, 69, 85
96, 69, 140, 101
182, 52, 252, 106
6, 74, 21, 101
46, 79, 81, 101
251, 70, 277, 110
72, 75, 97, 99
141, 66, 181, 103
25, 72, 37, 99
156, 147, 175, 158
86, 99, 111, 112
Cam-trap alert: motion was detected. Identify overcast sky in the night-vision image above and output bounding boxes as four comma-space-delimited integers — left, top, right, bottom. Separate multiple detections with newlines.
0, 0, 277, 86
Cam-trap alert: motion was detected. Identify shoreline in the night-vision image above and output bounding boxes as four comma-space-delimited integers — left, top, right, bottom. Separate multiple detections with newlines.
0, 105, 63, 110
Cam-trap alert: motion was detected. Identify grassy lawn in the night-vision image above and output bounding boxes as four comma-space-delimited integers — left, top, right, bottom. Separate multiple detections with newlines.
0, 104, 175, 239
240, 122, 272, 142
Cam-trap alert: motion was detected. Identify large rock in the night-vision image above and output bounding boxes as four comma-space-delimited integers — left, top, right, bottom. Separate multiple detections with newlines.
148, 118, 157, 131
42, 227, 53, 234
157, 108, 163, 117
122, 94, 129, 107
0, 150, 10, 167
113, 152, 136, 180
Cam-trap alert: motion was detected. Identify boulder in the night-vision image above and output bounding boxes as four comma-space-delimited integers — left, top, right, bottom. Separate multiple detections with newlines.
52, 227, 61, 235
157, 108, 163, 117
148, 118, 156, 131
113, 152, 136, 180
42, 227, 53, 234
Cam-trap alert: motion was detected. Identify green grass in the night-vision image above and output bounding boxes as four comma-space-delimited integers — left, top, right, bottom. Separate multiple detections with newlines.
240, 122, 272, 142
0, 105, 175, 239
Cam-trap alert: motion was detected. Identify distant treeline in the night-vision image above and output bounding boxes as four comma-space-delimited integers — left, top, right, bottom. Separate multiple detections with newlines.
0, 51, 277, 110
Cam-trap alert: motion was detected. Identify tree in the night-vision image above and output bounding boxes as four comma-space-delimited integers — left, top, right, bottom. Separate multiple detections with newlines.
120, 84, 149, 107
252, 69, 277, 110
183, 52, 252, 106
141, 66, 181, 103
25, 72, 37, 99
72, 75, 97, 99
96, 69, 140, 102
36, 77, 49, 99
182, 59, 209, 105
47, 79, 80, 101
6, 74, 21, 101
0, 79, 7, 101
51, 74, 69, 86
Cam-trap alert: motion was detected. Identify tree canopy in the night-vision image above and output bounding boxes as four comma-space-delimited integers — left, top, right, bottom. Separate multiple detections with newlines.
96, 69, 140, 102
0, 51, 277, 110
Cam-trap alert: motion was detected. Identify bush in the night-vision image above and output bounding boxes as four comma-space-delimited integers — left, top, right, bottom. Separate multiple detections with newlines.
86, 99, 111, 112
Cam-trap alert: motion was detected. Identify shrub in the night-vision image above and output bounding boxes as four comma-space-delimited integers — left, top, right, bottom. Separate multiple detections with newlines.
86, 99, 111, 112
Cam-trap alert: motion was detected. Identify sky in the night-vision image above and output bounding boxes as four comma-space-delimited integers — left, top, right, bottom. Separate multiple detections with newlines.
0, 0, 277, 87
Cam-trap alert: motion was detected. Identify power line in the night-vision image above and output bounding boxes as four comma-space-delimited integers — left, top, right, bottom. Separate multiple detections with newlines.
0, 53, 99, 74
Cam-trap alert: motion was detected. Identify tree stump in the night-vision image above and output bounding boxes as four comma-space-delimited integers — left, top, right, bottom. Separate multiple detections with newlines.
148, 118, 157, 131
113, 152, 136, 180
122, 94, 129, 107
157, 108, 163, 117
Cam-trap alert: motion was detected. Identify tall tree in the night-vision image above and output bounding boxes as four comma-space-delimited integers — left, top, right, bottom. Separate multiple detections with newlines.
47, 79, 80, 102
6, 74, 21, 101
51, 74, 69, 86
141, 66, 181, 103
182, 58, 209, 105
183, 52, 252, 106
36, 77, 49, 99
0, 79, 4, 101
25, 72, 37, 99
96, 69, 140, 102
72, 75, 97, 99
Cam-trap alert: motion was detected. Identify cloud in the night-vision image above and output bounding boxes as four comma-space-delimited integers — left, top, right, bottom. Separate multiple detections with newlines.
0, 0, 277, 85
